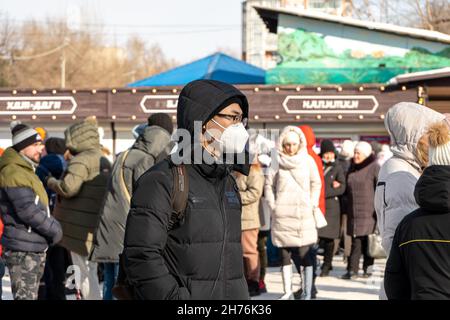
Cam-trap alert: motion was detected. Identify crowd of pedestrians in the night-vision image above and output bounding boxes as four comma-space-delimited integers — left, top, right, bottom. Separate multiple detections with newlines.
0, 80, 449, 300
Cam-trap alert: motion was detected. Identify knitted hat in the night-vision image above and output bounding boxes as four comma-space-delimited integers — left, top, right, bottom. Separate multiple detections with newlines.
340, 140, 355, 158
354, 141, 373, 158
427, 121, 450, 166
148, 113, 174, 135
10, 121, 42, 152
320, 139, 336, 156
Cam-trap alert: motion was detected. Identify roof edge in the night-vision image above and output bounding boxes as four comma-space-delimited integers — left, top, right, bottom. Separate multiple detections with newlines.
253, 5, 450, 44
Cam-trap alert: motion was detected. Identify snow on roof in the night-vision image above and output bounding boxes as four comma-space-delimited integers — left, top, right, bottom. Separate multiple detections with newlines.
253, 5, 450, 44
387, 67, 450, 85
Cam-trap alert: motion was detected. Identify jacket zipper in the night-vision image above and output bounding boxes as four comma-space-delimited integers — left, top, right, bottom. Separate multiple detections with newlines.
218, 177, 228, 299
28, 195, 41, 233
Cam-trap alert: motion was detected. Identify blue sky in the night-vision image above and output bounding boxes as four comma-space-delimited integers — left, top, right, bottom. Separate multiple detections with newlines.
0, 0, 244, 64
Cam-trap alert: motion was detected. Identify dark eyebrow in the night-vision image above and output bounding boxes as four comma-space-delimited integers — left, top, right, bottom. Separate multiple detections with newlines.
230, 110, 242, 115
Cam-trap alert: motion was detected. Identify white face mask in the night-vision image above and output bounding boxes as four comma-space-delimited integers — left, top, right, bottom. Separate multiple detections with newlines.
207, 118, 249, 154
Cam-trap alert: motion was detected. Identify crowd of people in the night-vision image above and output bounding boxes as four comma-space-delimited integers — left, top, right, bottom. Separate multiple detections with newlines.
0, 79, 449, 300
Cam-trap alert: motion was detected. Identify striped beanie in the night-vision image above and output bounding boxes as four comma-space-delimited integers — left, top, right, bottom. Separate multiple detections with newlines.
11, 121, 42, 152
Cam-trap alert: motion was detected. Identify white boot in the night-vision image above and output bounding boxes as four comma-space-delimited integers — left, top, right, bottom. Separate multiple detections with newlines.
279, 264, 294, 300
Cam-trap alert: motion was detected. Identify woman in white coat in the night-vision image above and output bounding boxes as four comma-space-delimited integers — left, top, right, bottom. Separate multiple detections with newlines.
264, 126, 322, 300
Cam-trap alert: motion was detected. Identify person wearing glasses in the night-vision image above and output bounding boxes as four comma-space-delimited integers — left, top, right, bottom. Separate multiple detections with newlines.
122, 79, 251, 300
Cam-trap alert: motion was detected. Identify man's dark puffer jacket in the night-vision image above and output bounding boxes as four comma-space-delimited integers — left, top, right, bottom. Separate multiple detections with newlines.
122, 80, 250, 300
0, 147, 62, 253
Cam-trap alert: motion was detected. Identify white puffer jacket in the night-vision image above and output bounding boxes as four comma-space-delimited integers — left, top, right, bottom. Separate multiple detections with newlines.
264, 126, 322, 248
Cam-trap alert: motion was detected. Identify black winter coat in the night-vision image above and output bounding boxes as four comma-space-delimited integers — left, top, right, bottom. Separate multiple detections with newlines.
385, 165, 450, 300
122, 80, 250, 300
318, 162, 346, 239
337, 156, 351, 214
346, 155, 380, 237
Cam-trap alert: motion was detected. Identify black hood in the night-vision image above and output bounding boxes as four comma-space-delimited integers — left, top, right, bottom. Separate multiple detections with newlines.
177, 80, 249, 134
414, 166, 450, 213
176, 80, 250, 176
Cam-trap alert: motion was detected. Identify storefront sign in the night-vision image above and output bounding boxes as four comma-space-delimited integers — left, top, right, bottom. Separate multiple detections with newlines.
0, 96, 77, 115
282, 95, 379, 114
360, 135, 391, 144
140, 95, 179, 113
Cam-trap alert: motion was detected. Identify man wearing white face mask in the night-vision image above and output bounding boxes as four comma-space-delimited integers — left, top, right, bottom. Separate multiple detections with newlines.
203, 106, 249, 157
122, 80, 251, 300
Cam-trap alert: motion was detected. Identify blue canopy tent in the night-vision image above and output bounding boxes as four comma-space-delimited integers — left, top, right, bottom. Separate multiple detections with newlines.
128, 52, 266, 87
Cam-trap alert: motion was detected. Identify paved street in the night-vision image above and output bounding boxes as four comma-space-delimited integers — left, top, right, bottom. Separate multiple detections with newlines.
254, 254, 385, 300
1, 253, 385, 300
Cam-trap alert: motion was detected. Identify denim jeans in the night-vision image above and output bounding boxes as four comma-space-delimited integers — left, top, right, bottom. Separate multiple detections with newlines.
102, 263, 119, 300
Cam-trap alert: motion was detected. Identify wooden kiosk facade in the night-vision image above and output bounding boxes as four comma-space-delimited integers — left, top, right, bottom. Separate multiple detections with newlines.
0, 82, 442, 155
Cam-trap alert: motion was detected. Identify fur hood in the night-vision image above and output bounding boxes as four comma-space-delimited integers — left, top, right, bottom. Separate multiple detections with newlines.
428, 121, 450, 148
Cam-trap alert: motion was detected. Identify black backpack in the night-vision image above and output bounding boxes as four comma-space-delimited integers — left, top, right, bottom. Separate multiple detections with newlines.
112, 160, 189, 300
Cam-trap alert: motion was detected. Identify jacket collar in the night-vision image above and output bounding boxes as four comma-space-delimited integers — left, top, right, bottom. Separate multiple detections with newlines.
0, 147, 35, 173
193, 162, 231, 181
323, 160, 337, 169
132, 125, 171, 156
349, 154, 376, 173
20, 154, 38, 171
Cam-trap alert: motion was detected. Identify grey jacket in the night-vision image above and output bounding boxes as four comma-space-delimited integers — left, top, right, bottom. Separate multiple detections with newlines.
374, 102, 444, 256
91, 125, 172, 263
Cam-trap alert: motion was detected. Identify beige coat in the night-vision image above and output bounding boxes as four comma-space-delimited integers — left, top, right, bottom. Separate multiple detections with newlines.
264, 126, 322, 248
236, 166, 265, 231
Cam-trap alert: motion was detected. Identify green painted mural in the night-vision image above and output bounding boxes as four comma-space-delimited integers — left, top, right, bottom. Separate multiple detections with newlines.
266, 29, 450, 84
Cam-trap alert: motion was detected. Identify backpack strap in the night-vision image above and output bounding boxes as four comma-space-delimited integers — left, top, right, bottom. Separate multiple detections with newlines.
167, 160, 189, 231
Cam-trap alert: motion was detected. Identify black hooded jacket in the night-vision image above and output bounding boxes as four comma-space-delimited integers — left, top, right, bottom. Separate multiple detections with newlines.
122, 80, 250, 300
384, 165, 450, 300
